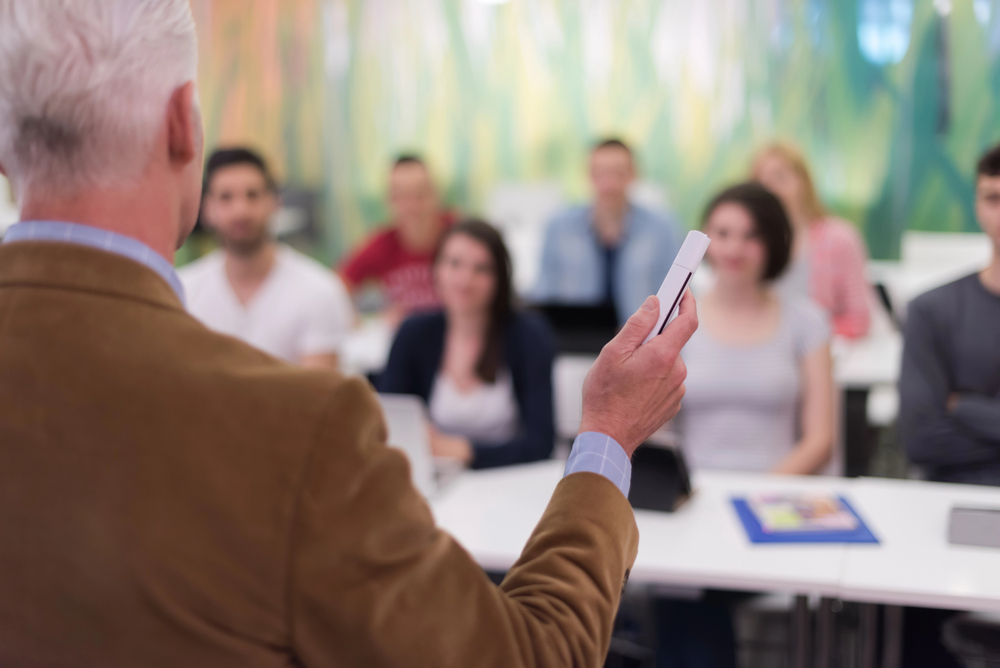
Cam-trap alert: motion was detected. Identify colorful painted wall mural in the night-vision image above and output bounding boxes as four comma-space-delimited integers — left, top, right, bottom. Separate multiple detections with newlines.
190, 0, 1000, 261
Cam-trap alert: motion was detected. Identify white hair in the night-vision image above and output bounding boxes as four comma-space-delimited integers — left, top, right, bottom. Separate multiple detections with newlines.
0, 0, 198, 197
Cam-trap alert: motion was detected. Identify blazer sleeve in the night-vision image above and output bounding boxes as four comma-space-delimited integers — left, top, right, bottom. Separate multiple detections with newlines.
376, 318, 425, 398
289, 377, 639, 668
898, 297, 1000, 466
470, 316, 557, 469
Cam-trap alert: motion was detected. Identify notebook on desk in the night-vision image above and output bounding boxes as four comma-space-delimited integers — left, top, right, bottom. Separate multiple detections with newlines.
628, 445, 693, 513
732, 493, 879, 544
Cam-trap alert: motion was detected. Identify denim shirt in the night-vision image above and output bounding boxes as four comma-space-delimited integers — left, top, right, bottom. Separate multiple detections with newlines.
533, 203, 681, 323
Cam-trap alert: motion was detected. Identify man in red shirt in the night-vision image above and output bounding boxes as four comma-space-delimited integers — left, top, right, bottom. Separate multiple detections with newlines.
339, 156, 454, 323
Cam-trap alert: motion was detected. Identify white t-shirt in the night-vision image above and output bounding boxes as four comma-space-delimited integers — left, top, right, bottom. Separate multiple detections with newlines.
180, 245, 353, 363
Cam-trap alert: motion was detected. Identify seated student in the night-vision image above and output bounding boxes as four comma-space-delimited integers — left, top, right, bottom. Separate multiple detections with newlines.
679, 182, 835, 474
656, 183, 835, 668
894, 149, 1000, 668
339, 155, 455, 323
180, 148, 353, 369
379, 220, 556, 469
534, 138, 681, 323
900, 144, 1000, 487
752, 142, 872, 338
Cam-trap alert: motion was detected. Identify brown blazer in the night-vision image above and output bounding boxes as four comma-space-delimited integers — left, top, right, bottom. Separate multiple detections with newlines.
0, 241, 639, 667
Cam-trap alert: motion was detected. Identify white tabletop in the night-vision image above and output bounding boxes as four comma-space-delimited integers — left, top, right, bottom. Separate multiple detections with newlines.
839, 477, 1000, 613
431, 461, 1000, 610
631, 470, 852, 596
431, 461, 852, 596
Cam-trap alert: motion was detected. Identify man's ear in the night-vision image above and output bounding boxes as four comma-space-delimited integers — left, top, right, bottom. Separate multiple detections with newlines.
166, 82, 199, 168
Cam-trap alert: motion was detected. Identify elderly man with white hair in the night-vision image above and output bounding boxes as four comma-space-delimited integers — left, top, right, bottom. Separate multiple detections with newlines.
0, 1, 697, 666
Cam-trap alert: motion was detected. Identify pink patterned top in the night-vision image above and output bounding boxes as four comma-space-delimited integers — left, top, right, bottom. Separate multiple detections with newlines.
807, 217, 871, 339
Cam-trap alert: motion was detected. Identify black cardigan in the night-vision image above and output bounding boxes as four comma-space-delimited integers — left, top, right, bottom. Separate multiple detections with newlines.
377, 310, 556, 469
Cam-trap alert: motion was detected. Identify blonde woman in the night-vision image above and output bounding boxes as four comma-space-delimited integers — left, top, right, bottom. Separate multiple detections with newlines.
752, 142, 872, 338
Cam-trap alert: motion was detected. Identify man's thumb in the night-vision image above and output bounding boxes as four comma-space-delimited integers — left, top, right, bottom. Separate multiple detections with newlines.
611, 295, 659, 351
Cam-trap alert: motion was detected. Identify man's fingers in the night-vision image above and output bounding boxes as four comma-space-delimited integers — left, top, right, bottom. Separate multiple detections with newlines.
671, 290, 699, 342
643, 291, 698, 367
608, 295, 659, 353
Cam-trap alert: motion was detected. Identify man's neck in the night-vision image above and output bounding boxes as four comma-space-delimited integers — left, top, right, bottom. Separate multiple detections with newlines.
225, 241, 277, 287
19, 182, 180, 263
593, 198, 628, 247
398, 215, 442, 254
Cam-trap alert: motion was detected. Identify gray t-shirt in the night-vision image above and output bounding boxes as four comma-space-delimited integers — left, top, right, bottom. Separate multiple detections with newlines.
678, 296, 830, 472
899, 273, 1000, 486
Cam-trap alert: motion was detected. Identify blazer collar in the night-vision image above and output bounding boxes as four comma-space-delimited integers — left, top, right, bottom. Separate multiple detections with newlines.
0, 241, 184, 312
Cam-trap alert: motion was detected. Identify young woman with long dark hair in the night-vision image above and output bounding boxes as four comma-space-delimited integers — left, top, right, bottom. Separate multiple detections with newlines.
378, 219, 556, 469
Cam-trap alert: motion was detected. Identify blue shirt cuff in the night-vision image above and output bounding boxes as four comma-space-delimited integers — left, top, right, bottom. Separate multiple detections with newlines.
563, 432, 632, 498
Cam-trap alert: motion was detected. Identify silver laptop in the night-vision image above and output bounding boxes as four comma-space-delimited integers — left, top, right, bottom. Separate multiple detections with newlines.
376, 394, 437, 499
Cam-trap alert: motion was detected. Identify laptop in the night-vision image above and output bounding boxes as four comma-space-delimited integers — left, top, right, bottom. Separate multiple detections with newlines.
376, 394, 437, 499
533, 303, 620, 354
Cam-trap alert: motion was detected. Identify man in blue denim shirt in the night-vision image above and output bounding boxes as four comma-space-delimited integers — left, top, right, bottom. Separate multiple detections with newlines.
535, 139, 681, 323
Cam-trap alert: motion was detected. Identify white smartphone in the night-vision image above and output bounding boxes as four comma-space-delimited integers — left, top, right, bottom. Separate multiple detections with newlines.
642, 230, 711, 344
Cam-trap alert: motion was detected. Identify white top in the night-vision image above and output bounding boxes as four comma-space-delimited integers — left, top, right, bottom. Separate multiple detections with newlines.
679, 296, 830, 472
429, 371, 519, 445
179, 245, 353, 363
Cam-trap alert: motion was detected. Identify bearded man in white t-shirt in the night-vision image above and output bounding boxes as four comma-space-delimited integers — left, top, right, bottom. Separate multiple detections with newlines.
180, 148, 354, 368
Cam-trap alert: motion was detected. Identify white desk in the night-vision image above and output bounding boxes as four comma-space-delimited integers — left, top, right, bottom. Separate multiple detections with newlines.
840, 477, 1000, 613
432, 461, 851, 597
631, 471, 851, 597
431, 461, 1000, 610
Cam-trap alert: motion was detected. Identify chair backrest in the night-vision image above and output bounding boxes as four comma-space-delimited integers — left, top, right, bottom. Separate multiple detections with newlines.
484, 182, 565, 295
376, 394, 436, 499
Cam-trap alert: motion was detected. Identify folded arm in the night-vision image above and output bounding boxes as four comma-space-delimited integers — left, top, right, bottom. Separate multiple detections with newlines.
899, 301, 999, 466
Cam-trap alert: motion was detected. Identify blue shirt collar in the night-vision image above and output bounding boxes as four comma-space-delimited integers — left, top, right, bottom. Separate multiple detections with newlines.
3, 221, 186, 305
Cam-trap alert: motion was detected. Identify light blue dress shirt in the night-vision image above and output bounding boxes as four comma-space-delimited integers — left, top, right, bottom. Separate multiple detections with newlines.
534, 203, 681, 324
3, 220, 186, 304
3, 221, 632, 496
564, 432, 632, 498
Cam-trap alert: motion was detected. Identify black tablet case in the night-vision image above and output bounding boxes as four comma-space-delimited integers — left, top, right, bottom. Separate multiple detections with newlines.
628, 444, 693, 513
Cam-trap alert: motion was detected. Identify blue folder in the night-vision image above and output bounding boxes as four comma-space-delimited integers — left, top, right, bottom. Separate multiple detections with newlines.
731, 496, 880, 544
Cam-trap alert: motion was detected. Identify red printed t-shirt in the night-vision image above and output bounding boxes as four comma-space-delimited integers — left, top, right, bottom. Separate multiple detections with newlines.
340, 215, 454, 313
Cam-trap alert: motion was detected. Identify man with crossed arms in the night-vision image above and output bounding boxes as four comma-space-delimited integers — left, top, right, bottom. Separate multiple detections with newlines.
0, 1, 696, 666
